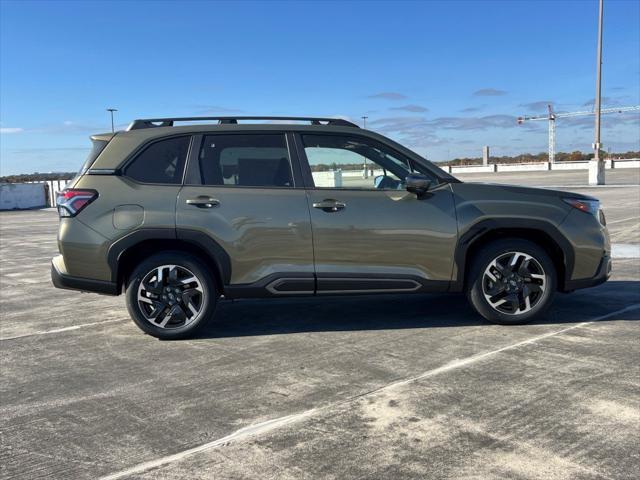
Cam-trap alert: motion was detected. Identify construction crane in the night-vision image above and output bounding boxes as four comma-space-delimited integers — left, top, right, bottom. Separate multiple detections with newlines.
517, 104, 640, 163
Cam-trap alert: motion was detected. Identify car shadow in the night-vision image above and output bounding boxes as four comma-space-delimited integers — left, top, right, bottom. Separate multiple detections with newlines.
190, 280, 640, 340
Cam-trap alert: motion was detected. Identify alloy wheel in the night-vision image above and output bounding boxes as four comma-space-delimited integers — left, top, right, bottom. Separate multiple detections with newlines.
137, 264, 205, 329
482, 251, 546, 315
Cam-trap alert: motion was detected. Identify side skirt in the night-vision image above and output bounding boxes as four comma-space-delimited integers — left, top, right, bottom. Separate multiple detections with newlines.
224, 273, 450, 299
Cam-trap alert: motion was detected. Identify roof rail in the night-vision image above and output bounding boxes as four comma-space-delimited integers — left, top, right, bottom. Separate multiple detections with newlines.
126, 116, 359, 130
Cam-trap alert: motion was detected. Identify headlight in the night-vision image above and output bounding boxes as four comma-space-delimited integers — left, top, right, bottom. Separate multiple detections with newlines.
562, 197, 600, 216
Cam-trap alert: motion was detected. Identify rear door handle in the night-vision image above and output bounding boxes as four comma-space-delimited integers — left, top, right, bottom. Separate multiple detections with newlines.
312, 199, 346, 212
186, 196, 220, 208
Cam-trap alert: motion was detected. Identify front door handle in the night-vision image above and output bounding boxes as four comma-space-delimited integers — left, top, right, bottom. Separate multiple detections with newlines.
186, 196, 220, 208
312, 199, 346, 212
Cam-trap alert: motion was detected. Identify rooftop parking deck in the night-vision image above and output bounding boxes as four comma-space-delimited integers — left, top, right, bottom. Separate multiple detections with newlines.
1, 169, 638, 479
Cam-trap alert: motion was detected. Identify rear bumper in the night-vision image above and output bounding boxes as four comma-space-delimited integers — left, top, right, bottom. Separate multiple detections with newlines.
51, 255, 119, 295
563, 254, 611, 291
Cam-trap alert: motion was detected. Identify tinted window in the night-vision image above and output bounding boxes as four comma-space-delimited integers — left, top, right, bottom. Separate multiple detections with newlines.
199, 134, 292, 187
125, 136, 190, 184
79, 139, 109, 174
302, 134, 416, 189
71, 138, 109, 183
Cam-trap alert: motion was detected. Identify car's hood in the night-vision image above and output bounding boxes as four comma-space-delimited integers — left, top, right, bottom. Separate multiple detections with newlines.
454, 181, 597, 201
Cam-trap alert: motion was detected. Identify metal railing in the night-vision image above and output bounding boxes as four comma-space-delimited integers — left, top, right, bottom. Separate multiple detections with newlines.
24, 179, 71, 207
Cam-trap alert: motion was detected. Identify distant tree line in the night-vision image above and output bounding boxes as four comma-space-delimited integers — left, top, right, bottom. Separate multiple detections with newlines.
311, 163, 363, 172
439, 150, 640, 166
0, 172, 76, 183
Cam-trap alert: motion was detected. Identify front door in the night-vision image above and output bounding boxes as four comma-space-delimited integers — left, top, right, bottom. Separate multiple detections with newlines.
297, 133, 458, 294
177, 132, 314, 294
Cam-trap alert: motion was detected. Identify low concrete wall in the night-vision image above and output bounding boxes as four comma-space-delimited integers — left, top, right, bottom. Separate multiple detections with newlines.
443, 159, 638, 175
613, 159, 639, 168
450, 165, 496, 174
28, 179, 71, 207
0, 179, 72, 210
0, 183, 47, 210
548, 161, 588, 170
312, 170, 343, 187
341, 169, 385, 178
497, 163, 549, 172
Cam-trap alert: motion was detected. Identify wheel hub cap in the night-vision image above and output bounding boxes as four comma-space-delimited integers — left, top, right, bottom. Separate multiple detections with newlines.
137, 264, 205, 329
482, 251, 546, 315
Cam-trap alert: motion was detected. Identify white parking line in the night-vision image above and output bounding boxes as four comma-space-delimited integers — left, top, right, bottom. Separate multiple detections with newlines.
612, 243, 640, 258
98, 303, 640, 480
0, 319, 125, 341
605, 216, 639, 225
533, 184, 640, 189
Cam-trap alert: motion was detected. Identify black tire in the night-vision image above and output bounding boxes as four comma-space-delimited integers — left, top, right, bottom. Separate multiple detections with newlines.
466, 239, 557, 325
125, 252, 218, 339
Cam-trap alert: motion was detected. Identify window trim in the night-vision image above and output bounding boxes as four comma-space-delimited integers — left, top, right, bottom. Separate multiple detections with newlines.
294, 132, 433, 191
121, 134, 195, 187
183, 131, 302, 189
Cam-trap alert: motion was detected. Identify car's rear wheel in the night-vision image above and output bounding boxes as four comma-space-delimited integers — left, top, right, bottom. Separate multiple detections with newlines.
466, 239, 556, 324
125, 252, 217, 339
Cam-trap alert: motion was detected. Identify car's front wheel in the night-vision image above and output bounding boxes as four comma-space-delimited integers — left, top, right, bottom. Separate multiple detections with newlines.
467, 239, 557, 324
125, 252, 217, 339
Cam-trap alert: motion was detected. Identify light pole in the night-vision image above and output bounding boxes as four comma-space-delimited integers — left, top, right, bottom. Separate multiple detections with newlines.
589, 0, 605, 185
107, 108, 118, 133
361, 116, 369, 178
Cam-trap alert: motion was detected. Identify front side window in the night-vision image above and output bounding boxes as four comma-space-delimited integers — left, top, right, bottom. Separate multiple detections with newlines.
198, 134, 293, 188
302, 134, 415, 189
125, 136, 190, 184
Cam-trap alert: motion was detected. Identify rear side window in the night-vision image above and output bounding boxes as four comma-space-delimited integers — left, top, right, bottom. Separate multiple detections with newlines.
199, 134, 293, 187
79, 139, 109, 175
125, 136, 190, 184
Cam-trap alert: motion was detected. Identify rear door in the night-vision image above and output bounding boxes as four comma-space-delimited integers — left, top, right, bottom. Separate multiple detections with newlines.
296, 132, 458, 294
177, 132, 314, 294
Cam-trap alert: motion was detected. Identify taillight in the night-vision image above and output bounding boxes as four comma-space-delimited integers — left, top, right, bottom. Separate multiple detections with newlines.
56, 189, 98, 217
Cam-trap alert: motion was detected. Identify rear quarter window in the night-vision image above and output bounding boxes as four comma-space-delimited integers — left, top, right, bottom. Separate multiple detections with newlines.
125, 136, 190, 184
70, 139, 109, 185
80, 139, 109, 173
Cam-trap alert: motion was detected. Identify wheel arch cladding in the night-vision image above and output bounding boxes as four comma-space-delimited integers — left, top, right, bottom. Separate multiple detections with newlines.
452, 219, 572, 292
108, 228, 231, 293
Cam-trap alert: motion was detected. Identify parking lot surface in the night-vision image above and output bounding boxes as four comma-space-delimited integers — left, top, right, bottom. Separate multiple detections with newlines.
1, 169, 639, 479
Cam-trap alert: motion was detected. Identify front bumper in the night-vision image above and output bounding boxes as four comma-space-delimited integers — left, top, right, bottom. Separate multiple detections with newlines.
563, 254, 611, 291
51, 255, 119, 295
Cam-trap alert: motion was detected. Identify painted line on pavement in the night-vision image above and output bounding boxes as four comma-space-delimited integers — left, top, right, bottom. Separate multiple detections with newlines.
532, 184, 640, 189
98, 303, 640, 480
0, 319, 125, 341
612, 243, 640, 259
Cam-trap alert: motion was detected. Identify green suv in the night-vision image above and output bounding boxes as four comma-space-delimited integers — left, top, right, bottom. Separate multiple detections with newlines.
51, 116, 611, 339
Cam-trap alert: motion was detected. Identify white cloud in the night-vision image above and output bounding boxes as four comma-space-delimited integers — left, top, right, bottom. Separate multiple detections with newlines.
473, 88, 508, 97
390, 104, 429, 113
368, 92, 408, 100
0, 127, 24, 134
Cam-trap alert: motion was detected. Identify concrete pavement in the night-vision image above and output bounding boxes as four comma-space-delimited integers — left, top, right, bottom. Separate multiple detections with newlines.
1, 168, 638, 479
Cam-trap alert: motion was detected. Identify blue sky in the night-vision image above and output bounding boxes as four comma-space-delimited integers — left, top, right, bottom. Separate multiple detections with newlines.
1, 0, 638, 175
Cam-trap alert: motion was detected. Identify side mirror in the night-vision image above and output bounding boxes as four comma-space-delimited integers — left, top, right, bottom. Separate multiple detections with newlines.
405, 174, 431, 198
